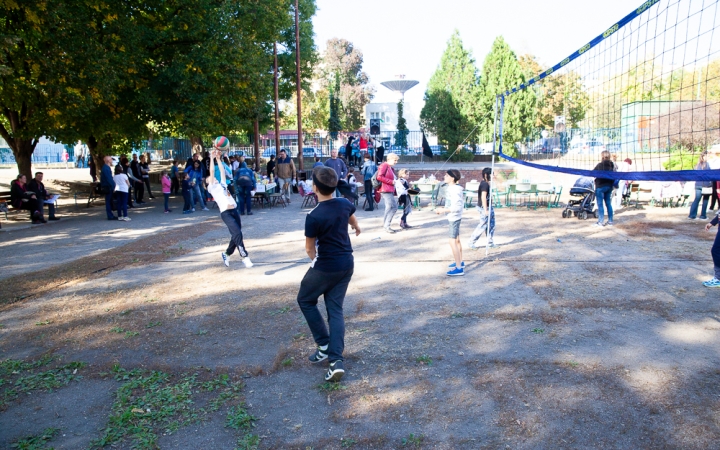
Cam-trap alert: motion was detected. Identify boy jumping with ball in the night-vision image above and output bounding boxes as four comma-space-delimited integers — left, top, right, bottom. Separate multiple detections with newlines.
208, 148, 253, 269
297, 166, 361, 382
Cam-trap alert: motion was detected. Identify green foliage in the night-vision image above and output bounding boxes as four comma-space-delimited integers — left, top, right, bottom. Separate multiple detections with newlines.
328, 73, 342, 139
10, 427, 59, 450
401, 433, 424, 447
420, 31, 478, 150
92, 366, 247, 449
415, 355, 433, 365
479, 37, 537, 158
1, 357, 86, 409
226, 404, 257, 430
663, 152, 702, 171
394, 101, 409, 148
441, 149, 474, 162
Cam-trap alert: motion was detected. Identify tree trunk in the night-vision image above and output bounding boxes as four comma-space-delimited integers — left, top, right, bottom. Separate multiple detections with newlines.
253, 120, 260, 172
190, 136, 204, 159
10, 138, 36, 179
87, 135, 100, 180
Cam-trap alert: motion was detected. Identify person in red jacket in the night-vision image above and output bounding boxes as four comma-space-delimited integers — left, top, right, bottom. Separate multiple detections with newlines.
376, 153, 400, 233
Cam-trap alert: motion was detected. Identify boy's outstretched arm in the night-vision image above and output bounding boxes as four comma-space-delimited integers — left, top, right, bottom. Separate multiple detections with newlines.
348, 214, 361, 236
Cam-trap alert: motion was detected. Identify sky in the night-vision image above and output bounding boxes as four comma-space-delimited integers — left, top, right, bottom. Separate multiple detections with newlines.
312, 0, 639, 120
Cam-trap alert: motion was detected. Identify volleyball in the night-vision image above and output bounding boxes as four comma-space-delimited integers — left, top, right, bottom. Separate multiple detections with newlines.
214, 135, 230, 151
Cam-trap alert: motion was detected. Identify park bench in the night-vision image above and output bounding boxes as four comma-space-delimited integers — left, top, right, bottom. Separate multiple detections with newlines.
53, 180, 100, 208
0, 190, 59, 228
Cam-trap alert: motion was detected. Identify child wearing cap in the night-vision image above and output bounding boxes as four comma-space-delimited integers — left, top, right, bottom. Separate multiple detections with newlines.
297, 166, 361, 382
436, 169, 465, 276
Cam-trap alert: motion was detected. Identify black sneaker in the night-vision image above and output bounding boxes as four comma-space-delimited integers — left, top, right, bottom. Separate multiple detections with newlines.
325, 360, 345, 382
308, 347, 328, 363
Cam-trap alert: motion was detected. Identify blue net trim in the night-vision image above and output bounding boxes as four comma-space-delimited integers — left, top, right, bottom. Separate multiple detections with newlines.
498, 152, 720, 182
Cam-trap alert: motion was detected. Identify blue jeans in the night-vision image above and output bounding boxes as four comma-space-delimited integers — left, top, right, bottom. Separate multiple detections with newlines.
116, 191, 128, 217
182, 191, 192, 211
689, 187, 710, 219
163, 193, 170, 211
595, 185, 613, 224
296, 267, 354, 362
236, 186, 253, 214
190, 183, 205, 209
469, 208, 495, 247
104, 193, 115, 219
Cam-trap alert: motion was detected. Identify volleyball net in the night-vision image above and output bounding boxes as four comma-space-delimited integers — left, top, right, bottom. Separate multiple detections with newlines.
497, 0, 720, 181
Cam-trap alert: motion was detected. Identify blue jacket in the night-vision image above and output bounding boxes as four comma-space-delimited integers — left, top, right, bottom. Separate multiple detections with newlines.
100, 164, 116, 192
325, 157, 347, 180
187, 167, 204, 185
234, 163, 256, 189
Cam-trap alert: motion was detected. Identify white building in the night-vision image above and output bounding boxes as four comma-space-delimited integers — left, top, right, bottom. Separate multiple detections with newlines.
365, 102, 421, 132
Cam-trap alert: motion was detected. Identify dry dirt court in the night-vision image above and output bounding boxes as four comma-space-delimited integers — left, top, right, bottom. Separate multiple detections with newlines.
0, 193, 718, 449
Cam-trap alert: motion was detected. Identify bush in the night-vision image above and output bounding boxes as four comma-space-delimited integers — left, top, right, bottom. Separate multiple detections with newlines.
440, 149, 474, 162
663, 152, 702, 171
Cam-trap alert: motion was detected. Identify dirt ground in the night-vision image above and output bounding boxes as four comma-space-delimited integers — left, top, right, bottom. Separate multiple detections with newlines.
0, 166, 719, 449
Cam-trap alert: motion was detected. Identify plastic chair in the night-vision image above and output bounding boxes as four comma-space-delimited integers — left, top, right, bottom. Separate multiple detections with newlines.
298, 183, 317, 208
535, 183, 554, 209
416, 183, 435, 209
464, 181, 481, 208
513, 183, 533, 210
492, 187, 509, 208
551, 186, 563, 207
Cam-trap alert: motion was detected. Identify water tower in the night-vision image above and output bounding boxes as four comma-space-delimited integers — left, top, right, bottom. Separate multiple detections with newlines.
380, 75, 419, 102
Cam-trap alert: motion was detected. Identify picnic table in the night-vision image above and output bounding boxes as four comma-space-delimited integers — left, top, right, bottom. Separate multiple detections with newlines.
54, 180, 100, 208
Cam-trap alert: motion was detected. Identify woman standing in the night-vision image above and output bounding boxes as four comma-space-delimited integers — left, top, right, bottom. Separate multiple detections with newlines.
593, 151, 615, 227
187, 160, 208, 211
689, 151, 712, 220
113, 164, 131, 221
376, 153, 400, 233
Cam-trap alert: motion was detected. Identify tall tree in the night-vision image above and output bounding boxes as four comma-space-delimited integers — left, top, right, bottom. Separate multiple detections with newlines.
394, 100, 408, 148
479, 37, 537, 157
420, 31, 479, 150
319, 38, 374, 131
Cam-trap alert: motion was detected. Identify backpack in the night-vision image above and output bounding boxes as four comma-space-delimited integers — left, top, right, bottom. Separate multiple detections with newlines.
371, 168, 381, 189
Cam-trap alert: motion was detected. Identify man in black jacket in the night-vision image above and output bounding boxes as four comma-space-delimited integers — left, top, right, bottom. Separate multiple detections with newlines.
28, 172, 59, 221
130, 153, 145, 204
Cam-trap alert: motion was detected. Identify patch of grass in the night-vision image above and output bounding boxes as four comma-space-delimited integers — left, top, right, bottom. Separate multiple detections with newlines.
416, 355, 432, 365
1, 357, 85, 409
146, 321, 161, 328
92, 367, 248, 449
341, 437, 358, 447
195, 330, 208, 336
531, 328, 545, 334
109, 327, 125, 333
225, 404, 257, 430
34, 320, 51, 326
401, 433, 424, 447
119, 309, 133, 316
567, 360, 580, 367
10, 427, 59, 449
451, 312, 465, 318
268, 306, 292, 316
235, 433, 259, 450
318, 382, 347, 392
124, 331, 139, 339
292, 332, 306, 341
281, 357, 294, 367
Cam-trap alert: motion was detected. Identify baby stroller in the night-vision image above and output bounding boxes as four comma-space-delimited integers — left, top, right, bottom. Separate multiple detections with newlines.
562, 176, 597, 220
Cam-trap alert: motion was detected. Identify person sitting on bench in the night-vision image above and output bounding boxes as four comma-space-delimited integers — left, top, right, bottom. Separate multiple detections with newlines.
10, 174, 45, 224
28, 171, 60, 221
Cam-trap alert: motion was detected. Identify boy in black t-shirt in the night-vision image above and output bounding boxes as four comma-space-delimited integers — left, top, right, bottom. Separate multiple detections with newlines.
469, 167, 496, 249
297, 166, 361, 382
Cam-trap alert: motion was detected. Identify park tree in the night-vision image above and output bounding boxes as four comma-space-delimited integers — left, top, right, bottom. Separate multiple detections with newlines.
318, 38, 374, 131
479, 37, 537, 157
328, 73, 342, 139
394, 100, 409, 148
420, 31, 479, 150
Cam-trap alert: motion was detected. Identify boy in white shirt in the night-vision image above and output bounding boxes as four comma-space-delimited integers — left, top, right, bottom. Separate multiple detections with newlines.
209, 149, 253, 268
435, 169, 465, 276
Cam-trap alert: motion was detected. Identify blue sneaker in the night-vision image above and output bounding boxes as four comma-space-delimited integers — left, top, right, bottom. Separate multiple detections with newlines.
448, 261, 465, 268
702, 277, 720, 287
446, 267, 464, 277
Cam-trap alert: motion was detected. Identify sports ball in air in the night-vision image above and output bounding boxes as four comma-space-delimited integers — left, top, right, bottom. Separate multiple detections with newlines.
214, 136, 230, 151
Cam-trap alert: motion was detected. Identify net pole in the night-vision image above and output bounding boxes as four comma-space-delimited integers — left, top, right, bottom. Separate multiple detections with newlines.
486, 94, 502, 257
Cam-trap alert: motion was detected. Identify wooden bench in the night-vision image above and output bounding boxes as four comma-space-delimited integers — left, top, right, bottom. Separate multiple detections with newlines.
0, 190, 29, 228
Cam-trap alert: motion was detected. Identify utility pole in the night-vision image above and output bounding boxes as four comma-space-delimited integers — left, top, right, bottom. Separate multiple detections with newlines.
274, 42, 281, 160
295, 0, 304, 171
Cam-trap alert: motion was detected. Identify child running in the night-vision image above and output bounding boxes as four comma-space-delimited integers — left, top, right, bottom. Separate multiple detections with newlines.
297, 166, 361, 382
469, 167, 495, 249
208, 149, 252, 268
435, 169, 465, 276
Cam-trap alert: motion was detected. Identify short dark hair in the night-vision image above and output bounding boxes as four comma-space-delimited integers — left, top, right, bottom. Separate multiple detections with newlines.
35, 171, 43, 177
447, 169, 461, 182
312, 166, 338, 195
114, 164, 123, 175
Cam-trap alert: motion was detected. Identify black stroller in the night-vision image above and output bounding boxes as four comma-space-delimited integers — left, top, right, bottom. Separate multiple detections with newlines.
562, 176, 597, 220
